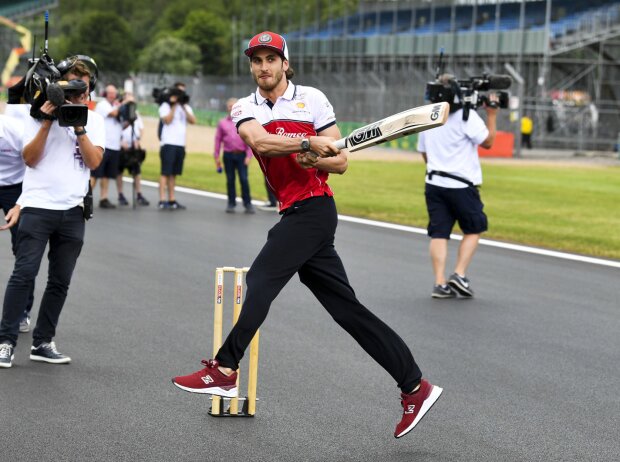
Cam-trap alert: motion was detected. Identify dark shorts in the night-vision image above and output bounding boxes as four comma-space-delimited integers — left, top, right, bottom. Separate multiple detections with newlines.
425, 183, 488, 239
91, 148, 121, 179
160, 144, 185, 176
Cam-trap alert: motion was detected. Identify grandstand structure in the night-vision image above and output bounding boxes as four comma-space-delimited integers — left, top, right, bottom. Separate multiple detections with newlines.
2, 0, 619, 152
267, 0, 619, 151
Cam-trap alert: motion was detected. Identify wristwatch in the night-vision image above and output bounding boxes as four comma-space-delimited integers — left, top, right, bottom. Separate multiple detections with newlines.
74, 128, 87, 136
300, 137, 311, 153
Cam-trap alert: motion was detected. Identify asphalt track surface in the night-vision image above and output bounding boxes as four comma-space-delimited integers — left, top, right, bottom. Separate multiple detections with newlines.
1, 185, 618, 462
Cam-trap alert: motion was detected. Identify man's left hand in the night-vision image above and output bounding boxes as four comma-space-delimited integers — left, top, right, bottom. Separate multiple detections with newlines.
296, 152, 319, 169
0, 205, 21, 231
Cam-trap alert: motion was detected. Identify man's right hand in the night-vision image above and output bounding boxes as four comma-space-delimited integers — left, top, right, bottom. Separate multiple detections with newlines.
309, 136, 340, 158
484, 93, 500, 116
40, 101, 57, 118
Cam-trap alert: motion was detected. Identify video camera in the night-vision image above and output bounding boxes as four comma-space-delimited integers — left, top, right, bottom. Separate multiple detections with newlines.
425, 49, 511, 121
7, 12, 98, 127
45, 79, 90, 127
152, 86, 190, 105
117, 98, 138, 125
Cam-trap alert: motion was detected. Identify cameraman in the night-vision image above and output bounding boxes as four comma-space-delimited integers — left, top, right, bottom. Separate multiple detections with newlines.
417, 74, 498, 299
158, 82, 196, 210
93, 84, 125, 208
0, 59, 104, 368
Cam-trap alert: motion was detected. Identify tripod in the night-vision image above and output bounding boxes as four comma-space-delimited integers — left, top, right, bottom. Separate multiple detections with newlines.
124, 121, 145, 209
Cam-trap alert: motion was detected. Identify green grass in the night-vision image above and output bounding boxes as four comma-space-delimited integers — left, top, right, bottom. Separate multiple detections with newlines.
140, 151, 620, 260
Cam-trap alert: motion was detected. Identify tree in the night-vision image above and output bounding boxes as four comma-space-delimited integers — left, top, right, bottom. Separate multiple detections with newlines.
176, 9, 231, 75
137, 36, 201, 75
60, 12, 135, 74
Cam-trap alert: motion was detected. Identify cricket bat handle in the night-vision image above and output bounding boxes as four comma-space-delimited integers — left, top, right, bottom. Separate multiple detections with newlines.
305, 138, 346, 160
333, 138, 347, 150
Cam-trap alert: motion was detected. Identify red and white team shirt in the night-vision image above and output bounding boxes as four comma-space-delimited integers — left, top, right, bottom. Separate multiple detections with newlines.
231, 82, 337, 211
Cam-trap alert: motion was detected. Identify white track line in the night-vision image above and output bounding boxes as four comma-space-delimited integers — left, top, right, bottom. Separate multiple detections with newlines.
137, 179, 620, 269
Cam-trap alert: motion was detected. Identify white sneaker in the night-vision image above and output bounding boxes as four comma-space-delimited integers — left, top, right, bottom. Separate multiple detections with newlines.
0, 343, 14, 368
30, 341, 71, 364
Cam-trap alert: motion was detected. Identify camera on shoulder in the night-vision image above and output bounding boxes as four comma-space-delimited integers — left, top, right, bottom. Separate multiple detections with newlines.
45, 79, 89, 127
118, 100, 138, 124
425, 50, 511, 121
6, 14, 96, 127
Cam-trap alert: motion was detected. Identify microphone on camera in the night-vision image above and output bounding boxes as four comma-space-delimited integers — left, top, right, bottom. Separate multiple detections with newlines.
487, 75, 512, 90
47, 83, 66, 107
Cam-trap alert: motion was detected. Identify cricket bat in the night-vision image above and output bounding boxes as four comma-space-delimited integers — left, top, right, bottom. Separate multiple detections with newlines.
333, 102, 449, 152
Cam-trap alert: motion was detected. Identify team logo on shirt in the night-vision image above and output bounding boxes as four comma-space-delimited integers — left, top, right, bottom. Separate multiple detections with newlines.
275, 127, 307, 138
296, 103, 305, 108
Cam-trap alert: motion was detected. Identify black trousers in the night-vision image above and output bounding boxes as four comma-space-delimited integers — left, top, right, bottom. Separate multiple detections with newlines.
0, 182, 23, 254
0, 207, 84, 346
216, 195, 422, 393
0, 183, 34, 317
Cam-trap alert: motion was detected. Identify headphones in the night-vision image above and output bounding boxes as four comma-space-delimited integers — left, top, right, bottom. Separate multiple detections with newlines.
56, 54, 98, 93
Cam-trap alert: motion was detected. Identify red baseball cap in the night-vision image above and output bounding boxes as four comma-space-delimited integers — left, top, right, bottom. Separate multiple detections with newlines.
244, 31, 289, 61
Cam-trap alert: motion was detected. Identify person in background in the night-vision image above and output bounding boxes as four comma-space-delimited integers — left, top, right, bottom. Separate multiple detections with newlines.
521, 114, 533, 149
158, 82, 196, 210
93, 84, 125, 208
417, 73, 499, 299
214, 98, 255, 214
117, 92, 149, 206
0, 112, 34, 333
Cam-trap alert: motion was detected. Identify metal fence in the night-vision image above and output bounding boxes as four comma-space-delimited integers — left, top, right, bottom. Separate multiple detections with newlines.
102, 70, 616, 153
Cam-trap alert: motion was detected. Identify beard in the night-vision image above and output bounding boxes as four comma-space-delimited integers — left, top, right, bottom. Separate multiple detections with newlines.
253, 66, 284, 92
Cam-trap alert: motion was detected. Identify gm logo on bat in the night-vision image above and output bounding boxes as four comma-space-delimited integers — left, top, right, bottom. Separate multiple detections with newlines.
430, 104, 442, 121
349, 123, 382, 147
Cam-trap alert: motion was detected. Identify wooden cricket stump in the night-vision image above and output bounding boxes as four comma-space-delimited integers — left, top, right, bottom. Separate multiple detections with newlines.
209, 266, 260, 417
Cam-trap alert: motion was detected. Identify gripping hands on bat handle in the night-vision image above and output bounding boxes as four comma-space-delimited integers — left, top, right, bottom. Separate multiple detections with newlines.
304, 136, 341, 161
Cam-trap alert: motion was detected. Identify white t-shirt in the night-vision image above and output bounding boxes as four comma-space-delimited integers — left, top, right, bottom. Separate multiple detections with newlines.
4, 103, 31, 122
159, 102, 194, 147
19, 111, 105, 210
121, 115, 143, 148
417, 109, 488, 188
95, 98, 122, 150
0, 114, 25, 186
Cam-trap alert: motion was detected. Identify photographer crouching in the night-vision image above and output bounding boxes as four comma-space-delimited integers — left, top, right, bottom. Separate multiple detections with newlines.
0, 56, 105, 368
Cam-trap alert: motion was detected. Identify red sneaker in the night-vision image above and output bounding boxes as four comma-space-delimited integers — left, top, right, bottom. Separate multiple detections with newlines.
172, 359, 238, 397
394, 379, 443, 438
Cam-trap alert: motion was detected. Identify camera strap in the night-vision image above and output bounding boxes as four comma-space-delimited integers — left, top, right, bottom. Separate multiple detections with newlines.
427, 170, 476, 188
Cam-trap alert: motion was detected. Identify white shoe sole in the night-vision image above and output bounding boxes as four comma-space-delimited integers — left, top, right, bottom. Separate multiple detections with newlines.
431, 293, 456, 299
0, 356, 13, 368
30, 354, 71, 364
172, 381, 238, 397
448, 280, 474, 297
395, 385, 443, 438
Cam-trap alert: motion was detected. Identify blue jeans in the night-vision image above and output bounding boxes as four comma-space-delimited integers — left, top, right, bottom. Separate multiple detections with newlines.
0, 206, 84, 346
223, 152, 252, 207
